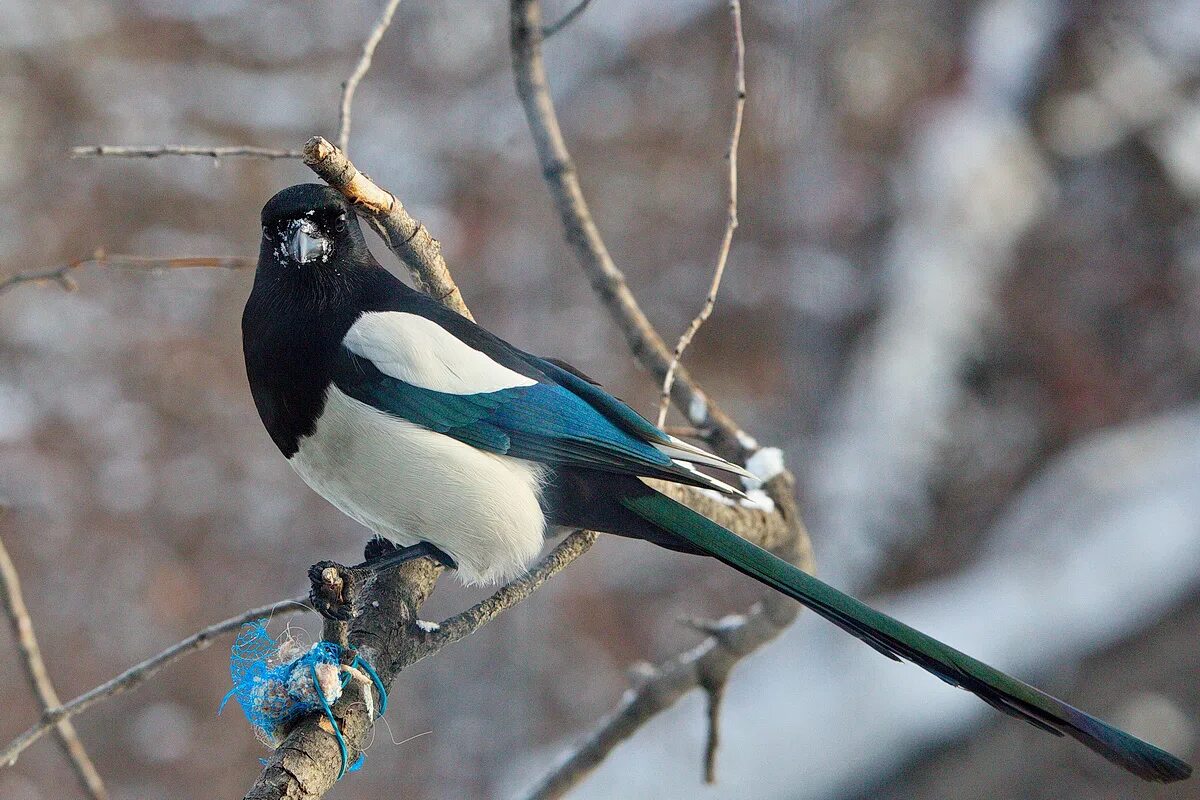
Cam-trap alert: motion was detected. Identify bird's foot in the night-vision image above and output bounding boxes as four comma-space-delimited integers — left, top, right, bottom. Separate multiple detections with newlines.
308, 542, 458, 621
308, 560, 363, 621
358, 540, 459, 573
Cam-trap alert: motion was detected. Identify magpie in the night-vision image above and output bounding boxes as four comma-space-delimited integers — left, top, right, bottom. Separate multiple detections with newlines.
242, 183, 1191, 783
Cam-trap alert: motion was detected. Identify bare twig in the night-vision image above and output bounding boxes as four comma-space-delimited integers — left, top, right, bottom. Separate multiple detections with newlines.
0, 595, 308, 769
656, 0, 746, 428
302, 136, 473, 320
510, 2, 814, 794
509, 0, 756, 464
663, 425, 706, 439
0, 534, 108, 800
338, 0, 403, 152
517, 475, 809, 800
71, 145, 302, 159
413, 530, 598, 660
0, 253, 253, 296
542, 0, 595, 38
700, 671, 726, 784
0, 265, 79, 294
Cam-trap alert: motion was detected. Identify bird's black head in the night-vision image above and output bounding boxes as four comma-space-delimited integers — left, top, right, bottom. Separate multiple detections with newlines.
259, 183, 372, 271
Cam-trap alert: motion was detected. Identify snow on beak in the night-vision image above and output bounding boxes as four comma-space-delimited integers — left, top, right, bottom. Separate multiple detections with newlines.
289, 219, 330, 264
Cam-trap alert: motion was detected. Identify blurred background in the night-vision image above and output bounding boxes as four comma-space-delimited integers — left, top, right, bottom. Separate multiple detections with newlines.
0, 0, 1198, 798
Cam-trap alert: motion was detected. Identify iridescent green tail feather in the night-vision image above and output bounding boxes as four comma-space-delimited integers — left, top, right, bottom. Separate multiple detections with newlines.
620, 491, 1192, 783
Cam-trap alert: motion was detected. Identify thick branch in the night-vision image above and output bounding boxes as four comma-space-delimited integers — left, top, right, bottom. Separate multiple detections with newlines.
245, 532, 599, 799
302, 136, 473, 320
0, 534, 108, 799
0, 596, 307, 768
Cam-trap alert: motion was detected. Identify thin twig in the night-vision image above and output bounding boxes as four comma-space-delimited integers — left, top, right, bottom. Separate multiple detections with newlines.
510, 2, 814, 794
338, 0, 403, 152
0, 595, 308, 769
0, 265, 79, 294
656, 0, 746, 428
509, 0, 757, 464
700, 674, 726, 784
71, 145, 302, 159
0, 534, 108, 799
542, 0, 595, 38
516, 476, 807, 800
414, 531, 597, 660
663, 425, 706, 439
0, 253, 253, 296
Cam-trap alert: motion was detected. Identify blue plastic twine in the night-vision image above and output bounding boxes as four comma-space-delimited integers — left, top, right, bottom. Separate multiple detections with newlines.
222, 620, 388, 780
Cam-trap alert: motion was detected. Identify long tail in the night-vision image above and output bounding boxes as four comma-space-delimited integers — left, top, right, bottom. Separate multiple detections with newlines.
619, 490, 1192, 783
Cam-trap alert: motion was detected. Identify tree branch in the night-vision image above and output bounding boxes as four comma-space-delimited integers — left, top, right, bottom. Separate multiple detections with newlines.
519, 475, 810, 800
244, 532, 600, 799
71, 145, 301, 159
0, 533, 108, 800
0, 595, 308, 769
656, 0, 746, 428
509, 0, 756, 465
302, 136, 473, 320
510, 1, 814, 794
542, 0, 595, 39
0, 253, 253, 296
338, 0, 403, 152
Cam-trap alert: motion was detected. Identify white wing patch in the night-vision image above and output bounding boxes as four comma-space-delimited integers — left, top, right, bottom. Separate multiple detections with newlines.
343, 311, 537, 395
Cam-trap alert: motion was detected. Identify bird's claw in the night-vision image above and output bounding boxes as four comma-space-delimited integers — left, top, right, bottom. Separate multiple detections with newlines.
308, 560, 361, 621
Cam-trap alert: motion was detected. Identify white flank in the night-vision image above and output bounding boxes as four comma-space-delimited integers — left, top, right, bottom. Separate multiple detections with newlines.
290, 385, 547, 585
343, 311, 537, 395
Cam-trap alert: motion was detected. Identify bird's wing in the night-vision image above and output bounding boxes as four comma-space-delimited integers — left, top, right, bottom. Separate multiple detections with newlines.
530, 355, 753, 479
329, 310, 746, 493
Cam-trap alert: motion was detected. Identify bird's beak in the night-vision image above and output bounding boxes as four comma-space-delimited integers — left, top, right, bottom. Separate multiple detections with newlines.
289, 220, 329, 264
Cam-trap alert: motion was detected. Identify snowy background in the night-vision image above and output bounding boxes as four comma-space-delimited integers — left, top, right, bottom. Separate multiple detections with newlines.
0, 1, 1198, 798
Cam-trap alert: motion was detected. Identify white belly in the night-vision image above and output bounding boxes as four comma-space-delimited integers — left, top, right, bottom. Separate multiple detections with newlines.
289, 385, 548, 585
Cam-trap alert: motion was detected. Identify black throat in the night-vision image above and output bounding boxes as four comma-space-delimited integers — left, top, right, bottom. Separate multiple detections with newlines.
242, 231, 416, 457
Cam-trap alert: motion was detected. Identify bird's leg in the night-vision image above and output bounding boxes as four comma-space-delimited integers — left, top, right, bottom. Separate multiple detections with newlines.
307, 540, 459, 622
359, 539, 459, 573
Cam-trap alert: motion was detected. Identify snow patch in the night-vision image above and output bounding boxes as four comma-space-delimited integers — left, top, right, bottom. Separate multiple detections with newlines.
743, 447, 785, 490
735, 430, 759, 452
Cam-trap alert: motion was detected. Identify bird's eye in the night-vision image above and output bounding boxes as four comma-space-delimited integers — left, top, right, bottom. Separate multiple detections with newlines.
288, 219, 331, 264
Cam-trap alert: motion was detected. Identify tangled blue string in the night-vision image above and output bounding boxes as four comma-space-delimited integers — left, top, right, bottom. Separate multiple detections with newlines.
220, 620, 387, 779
